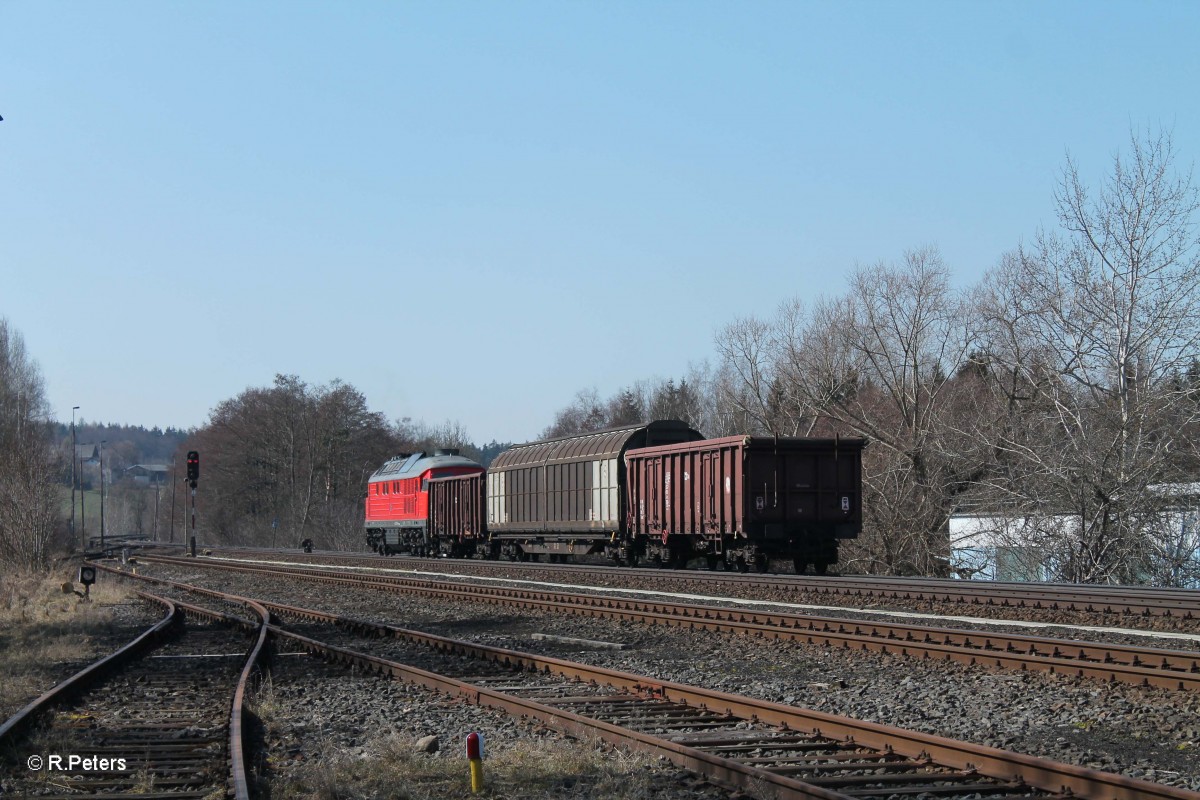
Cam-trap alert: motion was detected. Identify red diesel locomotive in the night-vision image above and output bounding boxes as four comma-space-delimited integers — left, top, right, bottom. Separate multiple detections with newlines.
365, 421, 865, 573
364, 449, 484, 556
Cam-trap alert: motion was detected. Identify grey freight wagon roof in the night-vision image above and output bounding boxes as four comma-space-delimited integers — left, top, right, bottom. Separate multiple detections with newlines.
490, 420, 703, 470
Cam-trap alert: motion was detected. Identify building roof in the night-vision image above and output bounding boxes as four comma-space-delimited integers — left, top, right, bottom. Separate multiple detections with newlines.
126, 464, 170, 474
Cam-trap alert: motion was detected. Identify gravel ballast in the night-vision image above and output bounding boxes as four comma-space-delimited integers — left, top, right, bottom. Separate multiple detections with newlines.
126, 562, 1200, 792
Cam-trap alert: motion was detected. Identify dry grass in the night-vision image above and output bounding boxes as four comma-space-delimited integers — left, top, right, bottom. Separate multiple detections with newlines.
267, 732, 686, 800
0, 569, 134, 721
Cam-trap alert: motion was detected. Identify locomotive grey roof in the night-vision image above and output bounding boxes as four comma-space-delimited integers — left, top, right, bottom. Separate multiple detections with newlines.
369, 451, 482, 482
490, 420, 703, 470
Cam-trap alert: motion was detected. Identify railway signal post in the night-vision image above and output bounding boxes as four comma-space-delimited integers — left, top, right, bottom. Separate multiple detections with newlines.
187, 450, 199, 557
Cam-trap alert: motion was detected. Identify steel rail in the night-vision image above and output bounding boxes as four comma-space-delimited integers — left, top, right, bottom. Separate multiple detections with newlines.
140, 554, 1200, 691
233, 598, 270, 800
135, 592, 268, 800
0, 594, 178, 744
103, 566, 1200, 800
183, 544, 1200, 619
0, 586, 266, 800
84, 571, 271, 800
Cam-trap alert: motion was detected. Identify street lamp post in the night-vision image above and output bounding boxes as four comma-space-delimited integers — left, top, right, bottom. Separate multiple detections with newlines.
80, 443, 88, 547
71, 406, 80, 550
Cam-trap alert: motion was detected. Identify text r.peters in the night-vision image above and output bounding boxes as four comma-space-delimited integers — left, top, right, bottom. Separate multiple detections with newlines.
35, 754, 128, 771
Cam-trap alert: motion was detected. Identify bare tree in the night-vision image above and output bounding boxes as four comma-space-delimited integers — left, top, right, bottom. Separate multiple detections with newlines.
713, 315, 785, 435
606, 388, 645, 427
810, 249, 978, 573
715, 248, 978, 574
977, 129, 1200, 583
541, 387, 608, 438
0, 319, 60, 571
190, 375, 397, 549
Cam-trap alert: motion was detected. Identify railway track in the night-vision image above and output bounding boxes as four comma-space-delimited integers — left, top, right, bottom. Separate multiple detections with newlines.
138, 553, 1200, 692
0, 591, 267, 799
104, 565, 1200, 800
173, 544, 1200, 620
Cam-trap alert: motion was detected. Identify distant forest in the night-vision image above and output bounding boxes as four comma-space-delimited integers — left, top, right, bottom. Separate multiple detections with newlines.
54, 422, 189, 475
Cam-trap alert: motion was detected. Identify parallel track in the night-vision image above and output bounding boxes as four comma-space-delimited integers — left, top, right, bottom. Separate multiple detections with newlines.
140, 554, 1200, 692
105, 565, 1200, 800
181, 545, 1200, 620
0, 591, 268, 800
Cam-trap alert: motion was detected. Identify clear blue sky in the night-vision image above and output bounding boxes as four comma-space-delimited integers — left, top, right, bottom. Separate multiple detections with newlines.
3, 1, 1198, 444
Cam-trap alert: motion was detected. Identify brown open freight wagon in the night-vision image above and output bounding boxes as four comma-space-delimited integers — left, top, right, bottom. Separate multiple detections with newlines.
624, 435, 865, 572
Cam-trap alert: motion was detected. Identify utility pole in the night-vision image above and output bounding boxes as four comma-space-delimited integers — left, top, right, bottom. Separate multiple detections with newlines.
170, 456, 177, 543
71, 406, 80, 550
99, 440, 107, 549
80, 445, 87, 548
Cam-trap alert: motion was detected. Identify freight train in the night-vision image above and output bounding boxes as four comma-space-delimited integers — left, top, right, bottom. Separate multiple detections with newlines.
364, 420, 864, 573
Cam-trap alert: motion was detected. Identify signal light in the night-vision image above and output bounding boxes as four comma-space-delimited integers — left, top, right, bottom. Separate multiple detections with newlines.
187, 451, 200, 487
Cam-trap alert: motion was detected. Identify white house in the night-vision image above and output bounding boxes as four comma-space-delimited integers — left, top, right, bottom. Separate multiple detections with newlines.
949, 483, 1200, 586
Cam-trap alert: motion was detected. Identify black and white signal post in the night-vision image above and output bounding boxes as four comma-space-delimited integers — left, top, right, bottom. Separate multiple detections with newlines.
186, 450, 199, 557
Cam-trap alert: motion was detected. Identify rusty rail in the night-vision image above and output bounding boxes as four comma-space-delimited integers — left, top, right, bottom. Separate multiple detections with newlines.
141, 554, 1200, 691
1, 571, 268, 800
105, 566, 1200, 800
178, 544, 1200, 619
168, 592, 271, 800
0, 594, 178, 744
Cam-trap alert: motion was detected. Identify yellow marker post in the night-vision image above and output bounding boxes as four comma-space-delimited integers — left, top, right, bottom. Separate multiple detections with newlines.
466, 732, 484, 792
